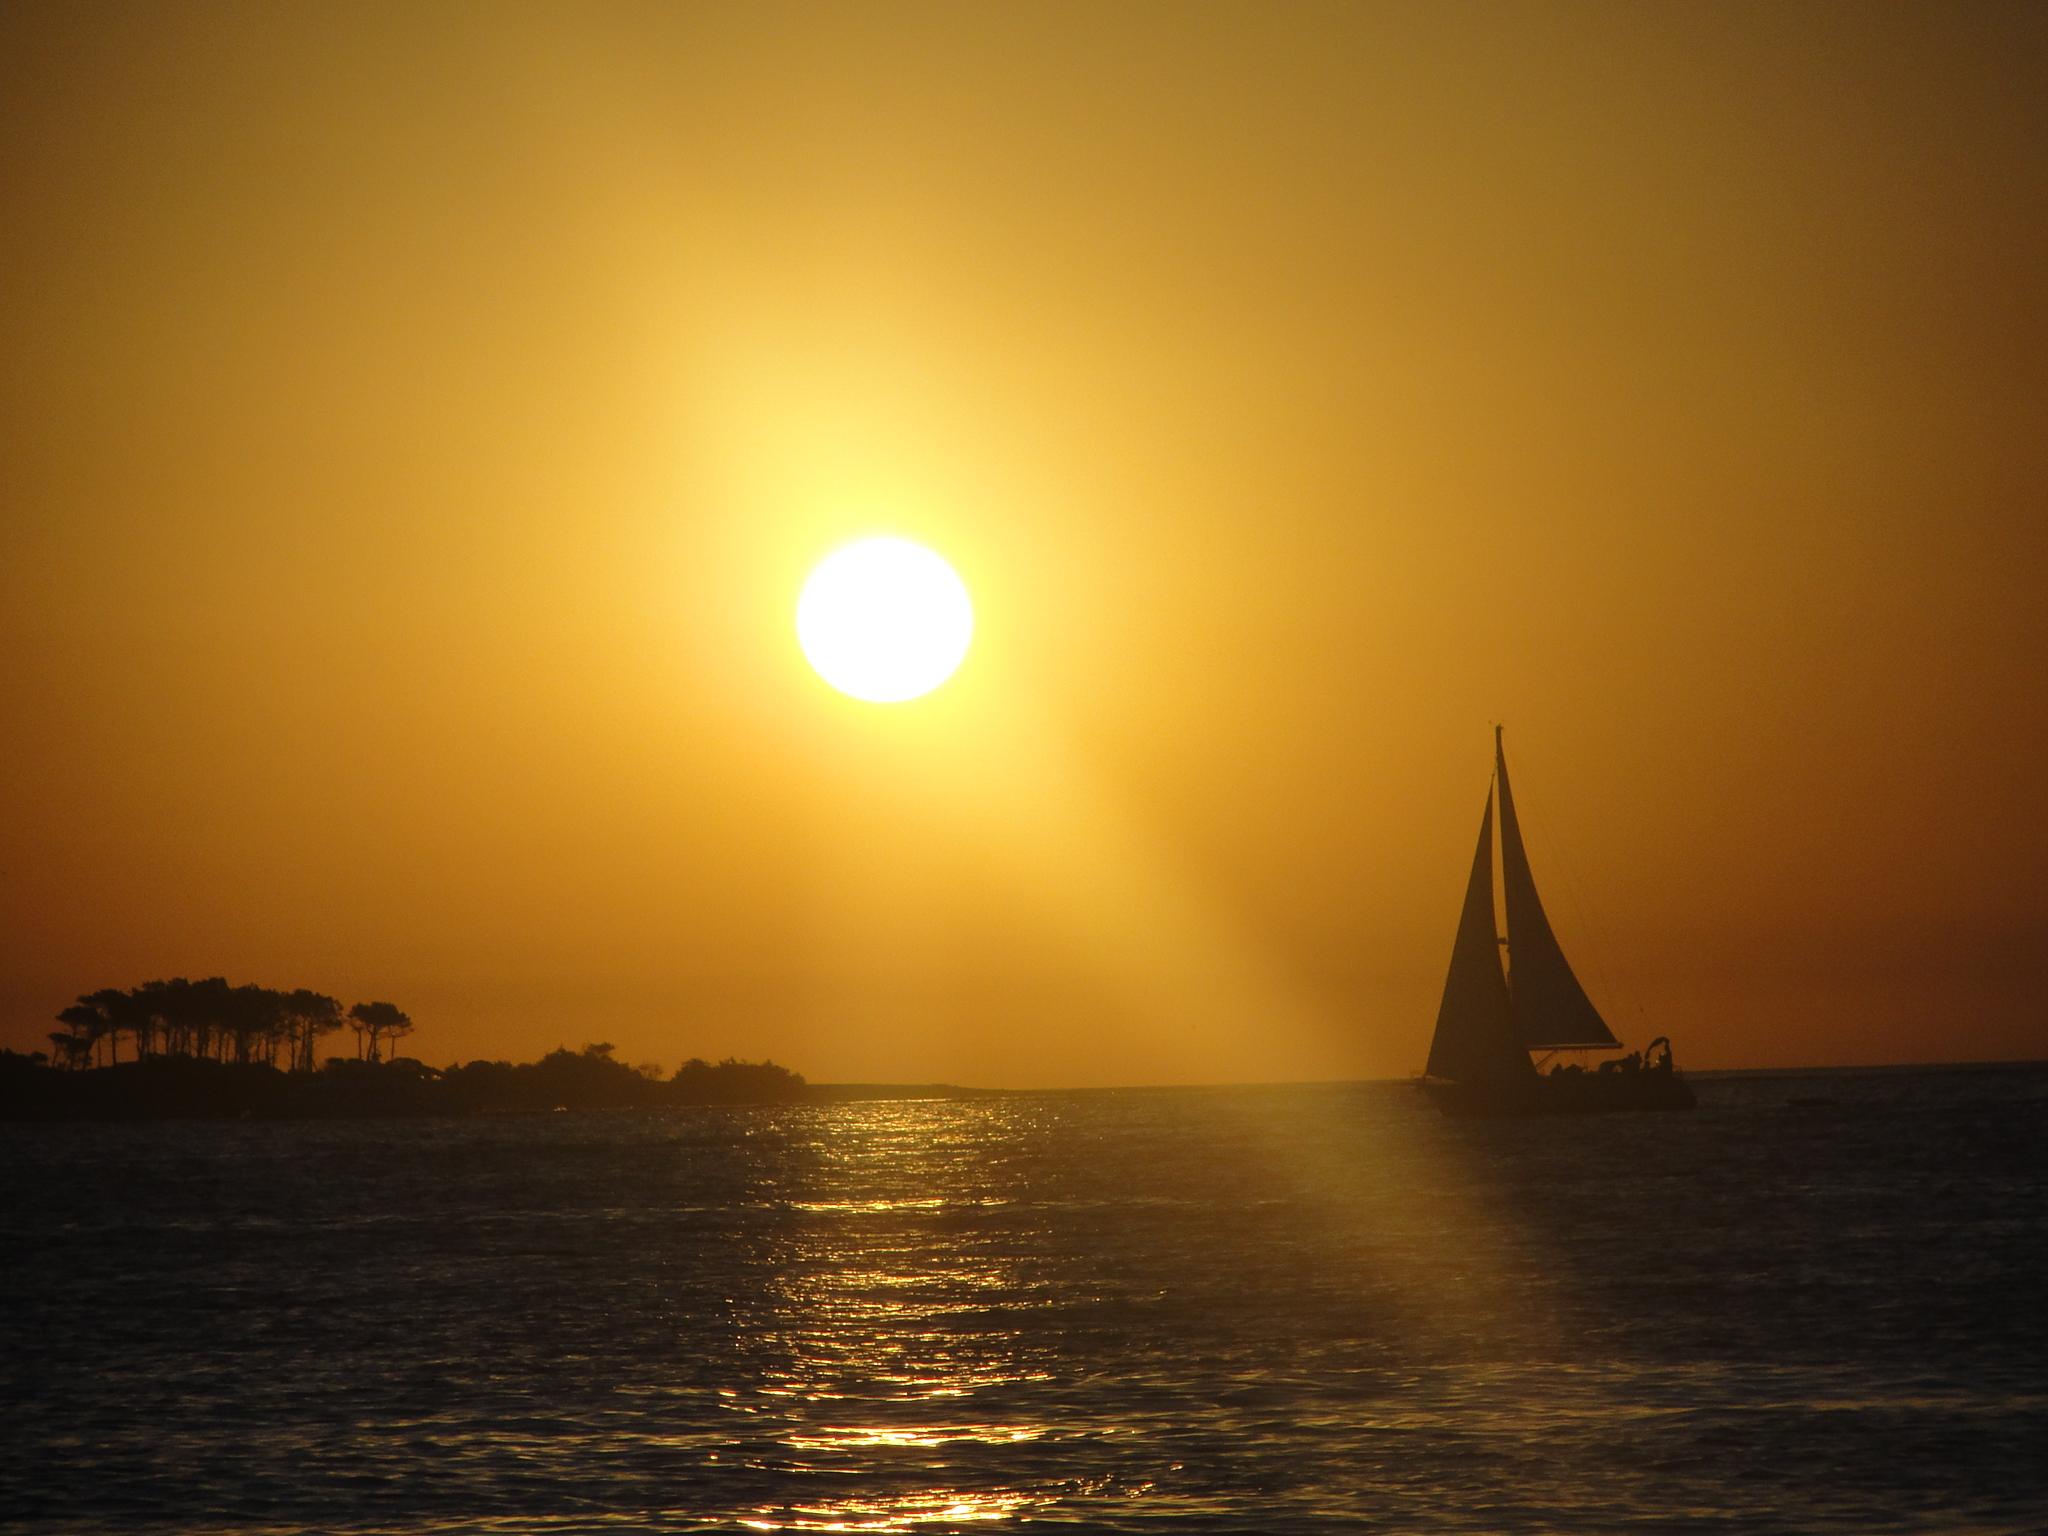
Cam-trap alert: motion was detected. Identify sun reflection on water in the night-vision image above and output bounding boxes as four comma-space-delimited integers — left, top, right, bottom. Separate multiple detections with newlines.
789, 1197, 951, 1213
704, 1089, 1550, 1530
783, 1424, 1045, 1450
739, 1487, 1035, 1531
714, 1102, 1067, 1527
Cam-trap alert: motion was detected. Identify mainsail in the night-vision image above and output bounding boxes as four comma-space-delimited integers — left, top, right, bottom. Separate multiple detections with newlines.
1494, 730, 1621, 1050
1424, 786, 1534, 1084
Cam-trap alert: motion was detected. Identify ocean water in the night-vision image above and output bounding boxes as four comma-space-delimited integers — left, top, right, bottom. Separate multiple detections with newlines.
4, 1068, 2044, 1533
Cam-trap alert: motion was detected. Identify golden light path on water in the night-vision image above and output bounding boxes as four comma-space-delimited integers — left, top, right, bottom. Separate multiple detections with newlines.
727, 671, 1568, 1530
717, 1091, 1567, 1532
725, 1103, 1068, 1531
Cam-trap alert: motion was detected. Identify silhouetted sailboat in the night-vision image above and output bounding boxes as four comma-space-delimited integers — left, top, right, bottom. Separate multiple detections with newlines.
1420, 728, 1694, 1116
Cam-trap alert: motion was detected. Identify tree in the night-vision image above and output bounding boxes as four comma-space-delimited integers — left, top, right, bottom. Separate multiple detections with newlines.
180, 977, 235, 1061
226, 984, 282, 1065
108, 987, 156, 1060
47, 1024, 91, 1071
57, 992, 124, 1066
671, 1056, 806, 1104
138, 978, 193, 1057
280, 989, 343, 1072
348, 1001, 412, 1063
58, 984, 166, 1065
43, 978, 409, 1072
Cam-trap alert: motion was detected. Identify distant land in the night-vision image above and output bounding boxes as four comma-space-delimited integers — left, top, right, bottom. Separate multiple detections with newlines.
9, 974, 1008, 1121
0, 1044, 1003, 1123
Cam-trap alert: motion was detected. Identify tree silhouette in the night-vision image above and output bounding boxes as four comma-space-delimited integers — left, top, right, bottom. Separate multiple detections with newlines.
58, 991, 127, 1066
18, 982, 811, 1117
179, 977, 235, 1062
48, 1017, 93, 1070
348, 1001, 412, 1063
137, 978, 187, 1056
26, 975, 812, 1119
106, 987, 153, 1060
226, 984, 269, 1065
281, 989, 343, 1072
49, 980, 358, 1071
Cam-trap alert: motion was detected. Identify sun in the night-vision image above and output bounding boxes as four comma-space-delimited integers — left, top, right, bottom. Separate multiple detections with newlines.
797, 537, 974, 703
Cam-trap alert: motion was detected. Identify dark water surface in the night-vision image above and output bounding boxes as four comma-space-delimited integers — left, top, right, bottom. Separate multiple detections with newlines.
6, 1068, 2045, 1532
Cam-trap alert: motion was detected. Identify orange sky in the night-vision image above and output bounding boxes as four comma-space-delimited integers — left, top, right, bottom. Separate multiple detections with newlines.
4, 3, 2044, 1084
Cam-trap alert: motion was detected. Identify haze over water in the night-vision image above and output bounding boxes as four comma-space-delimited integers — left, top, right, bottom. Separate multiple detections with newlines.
9, 1068, 2043, 1532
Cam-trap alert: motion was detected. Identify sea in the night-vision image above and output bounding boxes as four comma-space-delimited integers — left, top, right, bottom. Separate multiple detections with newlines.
4, 1067, 2044, 1533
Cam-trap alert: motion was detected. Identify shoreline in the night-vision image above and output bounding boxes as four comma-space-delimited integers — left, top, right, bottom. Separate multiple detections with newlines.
5, 1055, 2042, 1124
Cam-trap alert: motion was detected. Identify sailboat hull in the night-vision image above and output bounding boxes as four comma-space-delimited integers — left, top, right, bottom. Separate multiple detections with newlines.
1421, 1068, 1696, 1118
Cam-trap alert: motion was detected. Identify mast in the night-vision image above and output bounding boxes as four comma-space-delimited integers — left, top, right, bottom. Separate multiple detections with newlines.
1495, 731, 1620, 1050
1424, 780, 1534, 1083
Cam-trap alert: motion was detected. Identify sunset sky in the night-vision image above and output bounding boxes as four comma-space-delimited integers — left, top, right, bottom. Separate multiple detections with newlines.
5, 3, 2044, 1085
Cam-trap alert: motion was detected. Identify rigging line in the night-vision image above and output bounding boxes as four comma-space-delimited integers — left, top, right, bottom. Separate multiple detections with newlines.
1508, 734, 1643, 1035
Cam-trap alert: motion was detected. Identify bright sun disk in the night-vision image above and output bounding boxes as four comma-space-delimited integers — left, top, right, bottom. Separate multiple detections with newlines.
797, 537, 974, 703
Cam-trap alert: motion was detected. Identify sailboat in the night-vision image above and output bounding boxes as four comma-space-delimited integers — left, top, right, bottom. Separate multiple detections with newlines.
1420, 728, 1694, 1117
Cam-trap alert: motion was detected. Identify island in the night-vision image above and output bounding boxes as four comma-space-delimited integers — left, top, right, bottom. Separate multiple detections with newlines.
2, 976, 990, 1121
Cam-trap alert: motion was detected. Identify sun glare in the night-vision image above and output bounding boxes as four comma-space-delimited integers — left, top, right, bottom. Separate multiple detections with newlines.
797, 538, 974, 703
